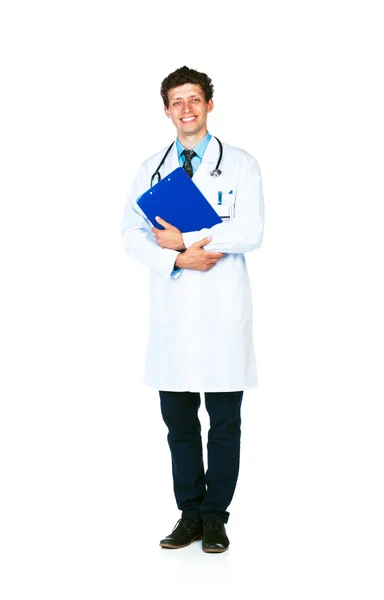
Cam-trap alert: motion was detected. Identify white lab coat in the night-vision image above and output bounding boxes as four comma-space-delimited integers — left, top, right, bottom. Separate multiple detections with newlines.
121, 136, 264, 392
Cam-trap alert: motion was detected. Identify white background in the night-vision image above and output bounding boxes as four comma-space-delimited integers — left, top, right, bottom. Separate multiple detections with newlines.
1, 1, 383, 598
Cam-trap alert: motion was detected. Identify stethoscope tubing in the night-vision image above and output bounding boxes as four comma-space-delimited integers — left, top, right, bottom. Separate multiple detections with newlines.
150, 136, 223, 187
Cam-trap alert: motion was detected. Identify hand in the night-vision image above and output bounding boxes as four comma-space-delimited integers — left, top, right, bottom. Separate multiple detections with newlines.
175, 237, 225, 271
151, 217, 186, 251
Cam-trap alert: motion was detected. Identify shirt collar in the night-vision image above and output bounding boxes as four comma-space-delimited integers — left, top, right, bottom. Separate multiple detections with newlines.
176, 132, 212, 159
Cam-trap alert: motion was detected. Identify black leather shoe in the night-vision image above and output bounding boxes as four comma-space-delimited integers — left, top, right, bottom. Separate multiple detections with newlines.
202, 519, 230, 553
160, 517, 203, 549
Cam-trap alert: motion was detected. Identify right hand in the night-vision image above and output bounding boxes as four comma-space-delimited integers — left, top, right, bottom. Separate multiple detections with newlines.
175, 237, 225, 272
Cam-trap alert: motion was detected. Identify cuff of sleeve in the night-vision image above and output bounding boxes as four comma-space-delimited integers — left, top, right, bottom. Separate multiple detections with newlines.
182, 231, 209, 248
171, 267, 183, 279
160, 248, 180, 278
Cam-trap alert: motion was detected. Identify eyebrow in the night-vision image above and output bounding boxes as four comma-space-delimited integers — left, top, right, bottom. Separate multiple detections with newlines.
171, 94, 202, 101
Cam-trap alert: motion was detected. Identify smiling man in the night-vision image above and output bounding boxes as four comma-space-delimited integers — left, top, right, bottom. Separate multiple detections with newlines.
121, 66, 265, 553
165, 81, 213, 141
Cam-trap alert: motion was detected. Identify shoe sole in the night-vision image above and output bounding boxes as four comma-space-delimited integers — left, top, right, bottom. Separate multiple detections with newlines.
159, 535, 203, 549
202, 546, 229, 553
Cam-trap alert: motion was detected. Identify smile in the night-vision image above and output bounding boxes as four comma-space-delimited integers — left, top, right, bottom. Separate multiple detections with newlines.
181, 117, 197, 123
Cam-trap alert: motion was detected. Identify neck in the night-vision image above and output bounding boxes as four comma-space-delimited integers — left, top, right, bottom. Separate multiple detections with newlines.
177, 129, 207, 149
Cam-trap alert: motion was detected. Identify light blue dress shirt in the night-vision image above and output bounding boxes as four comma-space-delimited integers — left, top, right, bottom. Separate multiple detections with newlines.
171, 133, 212, 278
176, 132, 212, 175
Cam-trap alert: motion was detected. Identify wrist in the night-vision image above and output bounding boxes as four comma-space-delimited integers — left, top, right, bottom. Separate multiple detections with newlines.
175, 253, 186, 268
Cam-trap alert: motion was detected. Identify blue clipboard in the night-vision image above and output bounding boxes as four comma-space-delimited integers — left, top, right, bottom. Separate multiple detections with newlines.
136, 167, 222, 233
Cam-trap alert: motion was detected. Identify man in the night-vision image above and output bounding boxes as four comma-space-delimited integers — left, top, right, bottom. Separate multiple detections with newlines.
121, 66, 264, 553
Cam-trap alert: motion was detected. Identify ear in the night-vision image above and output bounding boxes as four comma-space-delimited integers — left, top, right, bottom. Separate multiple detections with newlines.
207, 99, 214, 113
164, 105, 171, 118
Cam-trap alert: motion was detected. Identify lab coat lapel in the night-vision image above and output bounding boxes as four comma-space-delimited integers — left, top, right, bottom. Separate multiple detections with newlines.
162, 136, 219, 182
192, 136, 218, 188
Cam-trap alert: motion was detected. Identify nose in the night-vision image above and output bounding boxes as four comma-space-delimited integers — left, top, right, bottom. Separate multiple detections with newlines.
183, 101, 193, 113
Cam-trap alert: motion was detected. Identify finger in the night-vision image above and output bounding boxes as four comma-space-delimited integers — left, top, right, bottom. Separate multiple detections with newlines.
209, 256, 224, 264
193, 236, 212, 247
155, 216, 174, 229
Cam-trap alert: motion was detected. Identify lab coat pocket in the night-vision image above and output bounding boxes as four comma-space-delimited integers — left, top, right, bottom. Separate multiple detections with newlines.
212, 190, 236, 219
212, 204, 234, 219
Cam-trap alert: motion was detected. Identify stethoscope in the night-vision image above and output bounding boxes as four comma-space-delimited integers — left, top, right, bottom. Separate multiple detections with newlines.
150, 136, 223, 187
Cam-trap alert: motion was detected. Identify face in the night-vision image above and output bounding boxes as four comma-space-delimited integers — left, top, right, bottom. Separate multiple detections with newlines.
164, 83, 214, 143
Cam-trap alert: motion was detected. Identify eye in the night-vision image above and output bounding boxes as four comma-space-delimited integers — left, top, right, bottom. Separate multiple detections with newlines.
173, 101, 181, 106
191, 98, 200, 103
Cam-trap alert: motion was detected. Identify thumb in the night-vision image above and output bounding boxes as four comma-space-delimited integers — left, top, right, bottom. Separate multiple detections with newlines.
155, 216, 172, 228
193, 236, 212, 248
154, 216, 166, 228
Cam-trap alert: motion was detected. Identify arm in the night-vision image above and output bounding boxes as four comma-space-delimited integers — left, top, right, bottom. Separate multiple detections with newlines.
182, 156, 264, 254
121, 164, 180, 279
150, 218, 225, 276
175, 238, 225, 271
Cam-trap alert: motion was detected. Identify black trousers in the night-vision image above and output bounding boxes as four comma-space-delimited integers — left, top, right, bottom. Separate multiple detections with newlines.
159, 390, 243, 523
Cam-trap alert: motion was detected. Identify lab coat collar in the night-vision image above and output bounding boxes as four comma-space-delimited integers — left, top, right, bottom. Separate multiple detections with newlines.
164, 135, 219, 171
199, 135, 219, 166
163, 142, 179, 172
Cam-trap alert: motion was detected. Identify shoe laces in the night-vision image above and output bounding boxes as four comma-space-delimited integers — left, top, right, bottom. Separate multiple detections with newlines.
203, 519, 225, 534
173, 517, 200, 533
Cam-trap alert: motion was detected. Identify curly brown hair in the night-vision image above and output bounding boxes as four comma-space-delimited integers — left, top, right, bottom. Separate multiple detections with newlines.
160, 66, 214, 108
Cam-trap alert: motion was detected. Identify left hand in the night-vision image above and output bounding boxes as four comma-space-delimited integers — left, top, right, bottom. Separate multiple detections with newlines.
151, 217, 186, 250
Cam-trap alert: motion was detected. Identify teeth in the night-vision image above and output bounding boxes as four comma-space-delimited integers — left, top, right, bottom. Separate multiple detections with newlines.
182, 117, 195, 122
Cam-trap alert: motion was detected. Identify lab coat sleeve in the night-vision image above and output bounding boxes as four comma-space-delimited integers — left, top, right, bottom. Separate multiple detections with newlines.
182, 156, 264, 253
121, 164, 180, 278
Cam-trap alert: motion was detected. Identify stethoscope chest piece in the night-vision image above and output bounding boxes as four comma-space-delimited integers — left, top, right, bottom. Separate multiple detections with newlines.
210, 168, 222, 177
